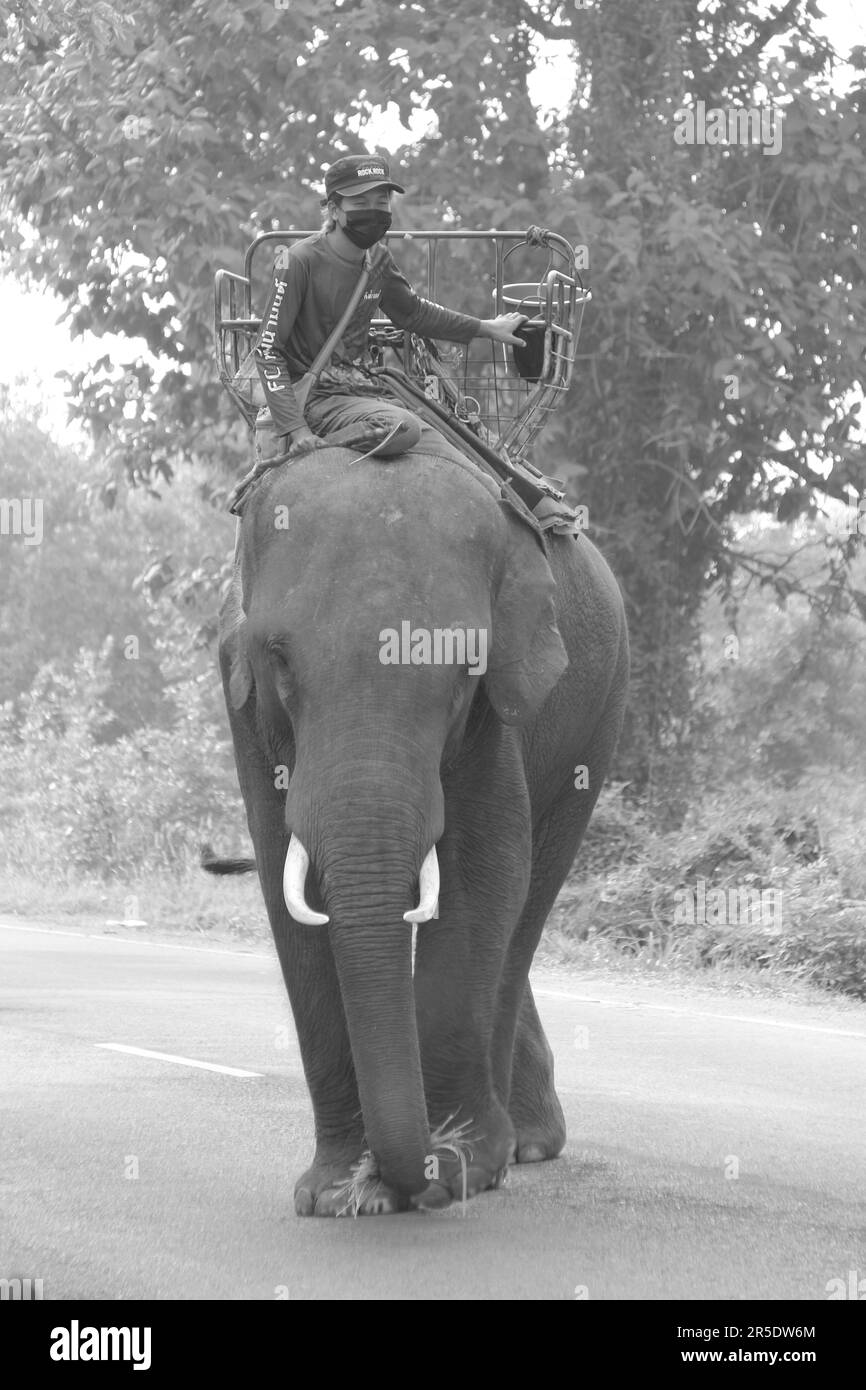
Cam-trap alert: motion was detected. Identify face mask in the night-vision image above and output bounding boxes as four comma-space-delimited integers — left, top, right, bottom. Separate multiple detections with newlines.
341, 209, 392, 249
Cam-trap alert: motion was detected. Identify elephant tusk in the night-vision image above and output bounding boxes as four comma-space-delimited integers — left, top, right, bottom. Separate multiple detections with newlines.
404, 845, 440, 924
283, 834, 329, 926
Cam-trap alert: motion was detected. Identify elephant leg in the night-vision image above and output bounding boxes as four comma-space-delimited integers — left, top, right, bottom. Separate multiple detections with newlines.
412, 750, 532, 1201
413, 904, 515, 1201
491, 790, 582, 1163
509, 981, 567, 1162
494, 680, 628, 1162
223, 693, 368, 1215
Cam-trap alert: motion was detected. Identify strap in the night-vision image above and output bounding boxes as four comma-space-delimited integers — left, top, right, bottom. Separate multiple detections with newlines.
306, 245, 381, 386
375, 366, 582, 538
378, 366, 556, 504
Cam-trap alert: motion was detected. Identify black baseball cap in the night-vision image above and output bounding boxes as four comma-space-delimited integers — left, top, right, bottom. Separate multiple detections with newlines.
322, 155, 405, 204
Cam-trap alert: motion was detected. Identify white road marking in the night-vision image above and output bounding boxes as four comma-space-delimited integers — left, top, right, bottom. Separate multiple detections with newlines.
533, 989, 866, 1040
95, 1043, 262, 1077
0, 921, 268, 959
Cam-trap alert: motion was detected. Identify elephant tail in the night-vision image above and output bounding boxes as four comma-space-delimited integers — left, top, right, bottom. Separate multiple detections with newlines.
200, 842, 257, 876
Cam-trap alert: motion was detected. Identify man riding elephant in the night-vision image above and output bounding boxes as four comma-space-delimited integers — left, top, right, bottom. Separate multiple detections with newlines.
211, 167, 629, 1216
252, 153, 528, 462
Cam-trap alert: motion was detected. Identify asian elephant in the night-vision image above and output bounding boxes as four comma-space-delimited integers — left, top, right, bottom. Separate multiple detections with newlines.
217, 443, 628, 1216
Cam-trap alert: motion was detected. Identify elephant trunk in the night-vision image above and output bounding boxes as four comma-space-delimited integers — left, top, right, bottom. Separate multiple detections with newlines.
288, 760, 443, 1203
330, 895, 429, 1200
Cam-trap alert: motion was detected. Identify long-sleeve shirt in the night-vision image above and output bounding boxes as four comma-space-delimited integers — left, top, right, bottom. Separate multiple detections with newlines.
253, 231, 481, 437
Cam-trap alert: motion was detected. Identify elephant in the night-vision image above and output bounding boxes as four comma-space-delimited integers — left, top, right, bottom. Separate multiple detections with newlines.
216, 441, 628, 1216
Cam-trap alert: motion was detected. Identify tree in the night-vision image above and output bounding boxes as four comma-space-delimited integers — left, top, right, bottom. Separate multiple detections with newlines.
0, 399, 234, 732
2, 0, 864, 793
559, 0, 866, 785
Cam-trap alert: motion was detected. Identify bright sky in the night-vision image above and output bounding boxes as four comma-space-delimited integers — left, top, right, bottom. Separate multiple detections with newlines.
1, 1, 864, 444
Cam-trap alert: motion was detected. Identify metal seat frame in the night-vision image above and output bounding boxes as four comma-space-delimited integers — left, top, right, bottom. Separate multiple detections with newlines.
214, 228, 588, 463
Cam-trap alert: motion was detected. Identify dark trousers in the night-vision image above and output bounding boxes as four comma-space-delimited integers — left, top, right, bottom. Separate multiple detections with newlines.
254, 393, 469, 466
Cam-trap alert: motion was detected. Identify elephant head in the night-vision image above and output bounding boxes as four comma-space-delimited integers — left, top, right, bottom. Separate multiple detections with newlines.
221, 446, 568, 1202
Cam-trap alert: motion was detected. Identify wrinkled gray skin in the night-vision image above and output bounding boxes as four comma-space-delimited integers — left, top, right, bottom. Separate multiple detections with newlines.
219, 445, 628, 1215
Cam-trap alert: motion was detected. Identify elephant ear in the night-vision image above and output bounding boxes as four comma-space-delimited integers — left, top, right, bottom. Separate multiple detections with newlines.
485, 532, 569, 725
219, 574, 254, 711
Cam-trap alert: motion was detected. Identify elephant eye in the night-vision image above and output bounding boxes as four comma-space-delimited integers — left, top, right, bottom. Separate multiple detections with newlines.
266, 643, 300, 714
266, 642, 297, 689
451, 670, 471, 707
266, 641, 290, 667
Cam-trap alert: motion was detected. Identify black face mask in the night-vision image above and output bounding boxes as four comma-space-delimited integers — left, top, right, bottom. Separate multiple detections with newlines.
341, 209, 392, 248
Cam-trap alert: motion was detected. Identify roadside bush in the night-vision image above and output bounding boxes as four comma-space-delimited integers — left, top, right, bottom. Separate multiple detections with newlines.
554, 775, 866, 999
0, 646, 243, 881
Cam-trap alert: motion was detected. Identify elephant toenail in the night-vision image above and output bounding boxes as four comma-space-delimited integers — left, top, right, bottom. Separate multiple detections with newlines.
464, 1164, 498, 1195
518, 1143, 547, 1163
410, 1182, 452, 1211
365, 1197, 393, 1215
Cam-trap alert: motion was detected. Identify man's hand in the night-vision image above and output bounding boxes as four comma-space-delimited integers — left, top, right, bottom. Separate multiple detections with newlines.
285, 426, 321, 457
478, 312, 530, 346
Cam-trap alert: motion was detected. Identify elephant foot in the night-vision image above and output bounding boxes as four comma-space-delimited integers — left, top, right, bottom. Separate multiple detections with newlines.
421, 1104, 514, 1205
510, 1092, 566, 1164
296, 1180, 408, 1217
294, 1156, 402, 1216
294, 1151, 455, 1218
410, 1163, 508, 1210
293, 1107, 516, 1216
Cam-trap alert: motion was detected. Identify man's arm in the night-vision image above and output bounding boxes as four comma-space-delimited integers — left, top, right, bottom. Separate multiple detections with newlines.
380, 259, 527, 345
253, 254, 311, 440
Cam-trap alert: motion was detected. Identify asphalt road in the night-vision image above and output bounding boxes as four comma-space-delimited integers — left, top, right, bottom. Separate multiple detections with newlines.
1, 918, 864, 1300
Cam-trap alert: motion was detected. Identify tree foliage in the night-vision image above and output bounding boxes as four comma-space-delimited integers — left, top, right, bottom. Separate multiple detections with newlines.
2, 0, 865, 788
0, 406, 234, 734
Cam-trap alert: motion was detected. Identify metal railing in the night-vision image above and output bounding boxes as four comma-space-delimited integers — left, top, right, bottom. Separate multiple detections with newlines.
214, 228, 589, 457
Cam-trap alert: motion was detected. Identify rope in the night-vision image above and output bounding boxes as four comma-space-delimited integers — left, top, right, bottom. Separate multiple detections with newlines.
347, 419, 409, 465
524, 224, 552, 248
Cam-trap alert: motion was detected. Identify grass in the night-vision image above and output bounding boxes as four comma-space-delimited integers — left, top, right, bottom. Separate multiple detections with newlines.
330, 1117, 475, 1217
0, 865, 270, 946
540, 774, 866, 1001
